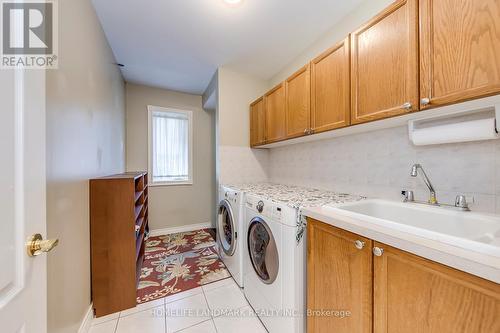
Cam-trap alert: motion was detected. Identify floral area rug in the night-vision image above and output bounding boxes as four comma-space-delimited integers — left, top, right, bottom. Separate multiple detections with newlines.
137, 228, 231, 304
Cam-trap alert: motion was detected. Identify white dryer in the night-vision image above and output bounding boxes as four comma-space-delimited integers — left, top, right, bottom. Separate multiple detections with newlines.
244, 193, 306, 333
217, 185, 245, 287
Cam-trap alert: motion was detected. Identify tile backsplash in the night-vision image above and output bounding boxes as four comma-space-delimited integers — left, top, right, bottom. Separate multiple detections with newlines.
220, 145, 269, 184
268, 125, 500, 214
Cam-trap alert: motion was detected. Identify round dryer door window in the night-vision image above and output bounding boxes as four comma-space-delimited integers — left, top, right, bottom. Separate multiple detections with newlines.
247, 217, 279, 284
217, 200, 236, 256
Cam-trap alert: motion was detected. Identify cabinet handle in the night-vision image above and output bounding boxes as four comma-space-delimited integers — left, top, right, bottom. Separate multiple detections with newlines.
402, 102, 412, 110
421, 97, 431, 106
354, 240, 365, 250
373, 247, 384, 257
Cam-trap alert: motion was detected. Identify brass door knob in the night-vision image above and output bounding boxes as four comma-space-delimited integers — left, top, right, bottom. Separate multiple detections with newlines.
26, 234, 59, 257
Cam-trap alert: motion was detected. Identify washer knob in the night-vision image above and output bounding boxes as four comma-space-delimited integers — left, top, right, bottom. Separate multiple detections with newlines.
256, 200, 264, 213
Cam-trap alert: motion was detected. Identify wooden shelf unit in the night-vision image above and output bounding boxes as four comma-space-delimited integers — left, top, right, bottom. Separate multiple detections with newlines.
90, 171, 149, 317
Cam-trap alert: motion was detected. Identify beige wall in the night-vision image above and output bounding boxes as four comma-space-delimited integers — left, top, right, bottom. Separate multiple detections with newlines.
218, 67, 268, 147
269, 0, 394, 86
216, 67, 270, 186
46, 0, 125, 332
126, 83, 215, 230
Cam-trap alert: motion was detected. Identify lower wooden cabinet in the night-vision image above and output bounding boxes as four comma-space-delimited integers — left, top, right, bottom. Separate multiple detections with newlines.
374, 242, 500, 333
307, 218, 500, 333
307, 219, 373, 333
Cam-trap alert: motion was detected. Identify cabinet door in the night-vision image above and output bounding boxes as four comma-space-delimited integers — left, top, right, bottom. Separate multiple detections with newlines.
307, 219, 373, 333
351, 0, 419, 124
250, 97, 265, 147
420, 0, 500, 109
311, 38, 350, 133
265, 83, 286, 143
285, 64, 311, 138
373, 242, 500, 333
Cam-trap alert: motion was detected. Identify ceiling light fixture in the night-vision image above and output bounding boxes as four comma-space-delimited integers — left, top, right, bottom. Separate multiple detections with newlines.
223, 0, 242, 6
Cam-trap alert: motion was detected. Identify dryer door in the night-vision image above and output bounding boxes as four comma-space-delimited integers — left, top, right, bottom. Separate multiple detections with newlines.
218, 200, 237, 256
247, 217, 279, 284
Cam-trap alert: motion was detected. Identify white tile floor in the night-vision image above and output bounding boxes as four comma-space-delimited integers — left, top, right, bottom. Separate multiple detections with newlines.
90, 277, 268, 333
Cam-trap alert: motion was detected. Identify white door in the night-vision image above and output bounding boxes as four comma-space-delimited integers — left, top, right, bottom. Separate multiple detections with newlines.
0, 67, 50, 332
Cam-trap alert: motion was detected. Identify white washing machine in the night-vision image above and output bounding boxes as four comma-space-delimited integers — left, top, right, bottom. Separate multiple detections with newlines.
217, 185, 246, 287
244, 193, 306, 333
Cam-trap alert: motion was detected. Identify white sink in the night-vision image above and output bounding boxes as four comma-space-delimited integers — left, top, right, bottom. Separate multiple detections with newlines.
326, 199, 500, 257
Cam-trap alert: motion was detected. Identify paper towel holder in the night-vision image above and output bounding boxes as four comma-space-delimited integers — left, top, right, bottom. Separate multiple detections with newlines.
408, 103, 500, 146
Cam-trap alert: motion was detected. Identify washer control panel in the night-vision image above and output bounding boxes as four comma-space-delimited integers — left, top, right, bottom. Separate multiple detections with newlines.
246, 195, 283, 222
224, 190, 238, 204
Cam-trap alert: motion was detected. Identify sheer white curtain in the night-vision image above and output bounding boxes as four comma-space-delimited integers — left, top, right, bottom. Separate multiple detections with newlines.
152, 111, 189, 182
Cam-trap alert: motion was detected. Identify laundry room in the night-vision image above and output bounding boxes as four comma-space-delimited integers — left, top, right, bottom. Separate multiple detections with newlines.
1, 0, 500, 333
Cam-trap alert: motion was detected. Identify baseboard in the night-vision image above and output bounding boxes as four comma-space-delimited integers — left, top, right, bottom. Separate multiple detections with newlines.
77, 304, 94, 333
149, 222, 213, 237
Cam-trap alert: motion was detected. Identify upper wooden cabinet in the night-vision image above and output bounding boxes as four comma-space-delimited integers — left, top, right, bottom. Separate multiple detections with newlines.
351, 0, 419, 124
250, 97, 266, 147
285, 64, 311, 138
311, 38, 351, 133
249, 0, 500, 146
419, 0, 500, 109
307, 219, 373, 333
265, 83, 286, 143
374, 242, 500, 332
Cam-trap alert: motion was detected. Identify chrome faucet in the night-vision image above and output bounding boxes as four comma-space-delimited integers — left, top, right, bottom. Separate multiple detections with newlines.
403, 164, 471, 211
410, 164, 438, 205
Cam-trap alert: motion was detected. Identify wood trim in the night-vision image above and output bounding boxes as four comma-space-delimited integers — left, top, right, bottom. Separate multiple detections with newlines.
350, 0, 419, 125
285, 64, 311, 139
250, 96, 263, 107
311, 37, 351, 133
264, 82, 284, 97
249, 102, 255, 147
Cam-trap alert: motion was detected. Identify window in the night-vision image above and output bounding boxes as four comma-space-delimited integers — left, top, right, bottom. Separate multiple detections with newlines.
148, 106, 193, 185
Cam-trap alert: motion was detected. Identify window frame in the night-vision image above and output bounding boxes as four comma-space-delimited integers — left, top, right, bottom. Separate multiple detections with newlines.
147, 105, 194, 186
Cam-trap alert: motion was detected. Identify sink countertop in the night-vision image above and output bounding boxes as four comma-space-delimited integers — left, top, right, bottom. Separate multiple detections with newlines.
303, 204, 500, 284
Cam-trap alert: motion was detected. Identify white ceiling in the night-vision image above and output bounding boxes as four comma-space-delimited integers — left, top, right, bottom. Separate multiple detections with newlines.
92, 0, 363, 94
